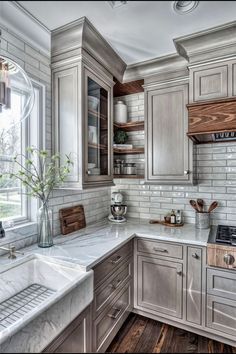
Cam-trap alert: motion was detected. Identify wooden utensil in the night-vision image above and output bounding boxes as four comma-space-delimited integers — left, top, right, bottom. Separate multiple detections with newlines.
208, 201, 218, 213
189, 200, 199, 212
59, 205, 86, 235
197, 199, 204, 212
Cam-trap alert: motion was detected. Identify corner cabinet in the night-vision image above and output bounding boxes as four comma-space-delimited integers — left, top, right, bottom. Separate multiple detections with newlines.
145, 81, 193, 184
52, 57, 114, 190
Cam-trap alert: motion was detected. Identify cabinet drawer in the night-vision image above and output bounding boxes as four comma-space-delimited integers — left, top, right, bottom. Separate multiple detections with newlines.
93, 258, 132, 319
207, 268, 236, 301
94, 241, 132, 288
137, 239, 183, 259
93, 282, 131, 352
207, 295, 236, 337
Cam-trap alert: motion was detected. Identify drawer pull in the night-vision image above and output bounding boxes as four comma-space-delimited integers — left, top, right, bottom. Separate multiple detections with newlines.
107, 307, 122, 320
153, 247, 168, 253
109, 279, 122, 289
110, 255, 122, 264
192, 253, 199, 259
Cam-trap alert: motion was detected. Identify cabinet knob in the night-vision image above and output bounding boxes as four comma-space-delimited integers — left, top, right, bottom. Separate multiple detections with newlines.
184, 170, 190, 175
223, 254, 235, 266
177, 270, 182, 276
192, 253, 199, 259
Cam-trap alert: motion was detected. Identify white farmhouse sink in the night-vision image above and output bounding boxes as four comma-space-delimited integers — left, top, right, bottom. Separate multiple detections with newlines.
0, 254, 93, 345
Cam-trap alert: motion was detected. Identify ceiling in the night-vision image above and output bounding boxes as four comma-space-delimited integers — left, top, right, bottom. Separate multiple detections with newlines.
18, 1, 236, 65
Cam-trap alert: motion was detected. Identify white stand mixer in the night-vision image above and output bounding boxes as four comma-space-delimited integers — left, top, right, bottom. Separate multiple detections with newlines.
108, 192, 127, 223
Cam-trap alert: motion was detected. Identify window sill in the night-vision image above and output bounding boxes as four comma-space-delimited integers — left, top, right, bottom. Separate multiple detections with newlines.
0, 222, 38, 249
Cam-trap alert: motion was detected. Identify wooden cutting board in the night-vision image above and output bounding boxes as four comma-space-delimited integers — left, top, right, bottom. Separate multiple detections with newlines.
149, 220, 184, 227
59, 205, 86, 235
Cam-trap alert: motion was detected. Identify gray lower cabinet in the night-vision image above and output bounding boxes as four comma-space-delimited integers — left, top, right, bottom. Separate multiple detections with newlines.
207, 295, 236, 337
206, 267, 236, 338
92, 241, 133, 353
145, 81, 193, 184
43, 305, 92, 353
136, 255, 183, 319
186, 247, 203, 325
93, 282, 132, 353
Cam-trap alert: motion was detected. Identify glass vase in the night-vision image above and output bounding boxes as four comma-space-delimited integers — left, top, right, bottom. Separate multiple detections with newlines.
37, 201, 53, 248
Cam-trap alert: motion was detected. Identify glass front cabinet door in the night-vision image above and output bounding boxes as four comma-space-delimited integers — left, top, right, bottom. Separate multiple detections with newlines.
84, 69, 113, 187
53, 63, 114, 189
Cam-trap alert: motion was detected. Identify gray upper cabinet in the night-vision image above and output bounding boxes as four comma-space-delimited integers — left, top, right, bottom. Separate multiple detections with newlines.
233, 62, 236, 97
191, 64, 228, 102
52, 61, 114, 189
145, 81, 193, 184
51, 17, 126, 189
189, 59, 236, 103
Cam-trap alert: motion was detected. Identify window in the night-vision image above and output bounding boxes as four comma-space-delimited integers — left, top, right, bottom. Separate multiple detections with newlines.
0, 81, 45, 225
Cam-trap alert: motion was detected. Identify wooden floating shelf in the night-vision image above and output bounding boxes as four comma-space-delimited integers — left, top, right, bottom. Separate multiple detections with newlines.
113, 147, 144, 154
114, 121, 144, 132
114, 174, 144, 179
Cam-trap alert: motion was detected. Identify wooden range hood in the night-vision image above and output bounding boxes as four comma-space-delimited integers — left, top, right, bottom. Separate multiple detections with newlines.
187, 97, 236, 144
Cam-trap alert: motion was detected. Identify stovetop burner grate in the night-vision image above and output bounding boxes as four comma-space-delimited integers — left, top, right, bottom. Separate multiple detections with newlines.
216, 225, 236, 245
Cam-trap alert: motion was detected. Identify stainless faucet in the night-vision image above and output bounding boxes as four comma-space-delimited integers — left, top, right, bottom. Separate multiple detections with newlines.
0, 245, 24, 259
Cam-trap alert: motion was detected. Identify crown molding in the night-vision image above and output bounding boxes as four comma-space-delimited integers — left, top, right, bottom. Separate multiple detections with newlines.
51, 17, 126, 82
174, 21, 236, 64
0, 1, 50, 57
123, 53, 188, 83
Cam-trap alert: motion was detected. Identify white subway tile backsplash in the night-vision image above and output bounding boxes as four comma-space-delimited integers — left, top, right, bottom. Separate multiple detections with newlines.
113, 93, 236, 226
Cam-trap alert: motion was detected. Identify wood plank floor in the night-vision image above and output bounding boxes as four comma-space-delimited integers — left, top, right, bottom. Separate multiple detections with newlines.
106, 314, 236, 353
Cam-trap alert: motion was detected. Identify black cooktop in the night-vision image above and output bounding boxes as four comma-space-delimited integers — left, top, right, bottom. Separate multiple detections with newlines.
216, 225, 236, 246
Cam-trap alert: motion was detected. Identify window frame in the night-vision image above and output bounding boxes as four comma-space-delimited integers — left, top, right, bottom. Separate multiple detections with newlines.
0, 79, 46, 225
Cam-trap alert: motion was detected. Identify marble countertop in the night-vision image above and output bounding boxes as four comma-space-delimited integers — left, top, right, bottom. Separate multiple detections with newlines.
0, 218, 210, 271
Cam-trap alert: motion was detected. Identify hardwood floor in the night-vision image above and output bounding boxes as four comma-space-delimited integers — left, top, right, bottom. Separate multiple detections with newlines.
106, 314, 236, 353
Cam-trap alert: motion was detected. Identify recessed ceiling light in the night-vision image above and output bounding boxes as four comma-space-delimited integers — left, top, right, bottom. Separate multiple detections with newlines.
107, 1, 128, 9
173, 1, 199, 14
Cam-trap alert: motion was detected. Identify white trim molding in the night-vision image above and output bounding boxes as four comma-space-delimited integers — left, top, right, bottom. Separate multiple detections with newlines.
0, 1, 51, 57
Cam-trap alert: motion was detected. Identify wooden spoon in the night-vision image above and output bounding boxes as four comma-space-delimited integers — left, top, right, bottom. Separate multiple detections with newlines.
197, 199, 204, 212
189, 200, 199, 212
208, 201, 218, 213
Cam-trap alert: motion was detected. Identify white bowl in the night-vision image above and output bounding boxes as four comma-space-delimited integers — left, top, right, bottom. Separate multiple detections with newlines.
88, 96, 99, 111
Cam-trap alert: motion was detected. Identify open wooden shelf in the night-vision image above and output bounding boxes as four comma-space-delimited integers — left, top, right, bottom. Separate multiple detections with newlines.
114, 121, 144, 132
113, 147, 144, 154
114, 174, 144, 179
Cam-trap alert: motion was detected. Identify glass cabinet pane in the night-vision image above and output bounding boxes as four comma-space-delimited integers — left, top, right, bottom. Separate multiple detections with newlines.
87, 77, 109, 177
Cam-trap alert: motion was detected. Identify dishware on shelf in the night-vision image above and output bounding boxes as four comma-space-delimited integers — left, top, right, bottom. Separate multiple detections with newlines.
114, 100, 127, 124
88, 163, 96, 169
88, 125, 98, 144
88, 167, 101, 175
88, 95, 99, 111
123, 163, 137, 175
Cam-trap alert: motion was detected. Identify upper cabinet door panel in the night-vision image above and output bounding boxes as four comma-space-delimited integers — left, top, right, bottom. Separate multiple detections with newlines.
146, 83, 192, 184
84, 68, 113, 183
192, 65, 228, 102
233, 63, 236, 97
53, 66, 79, 183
